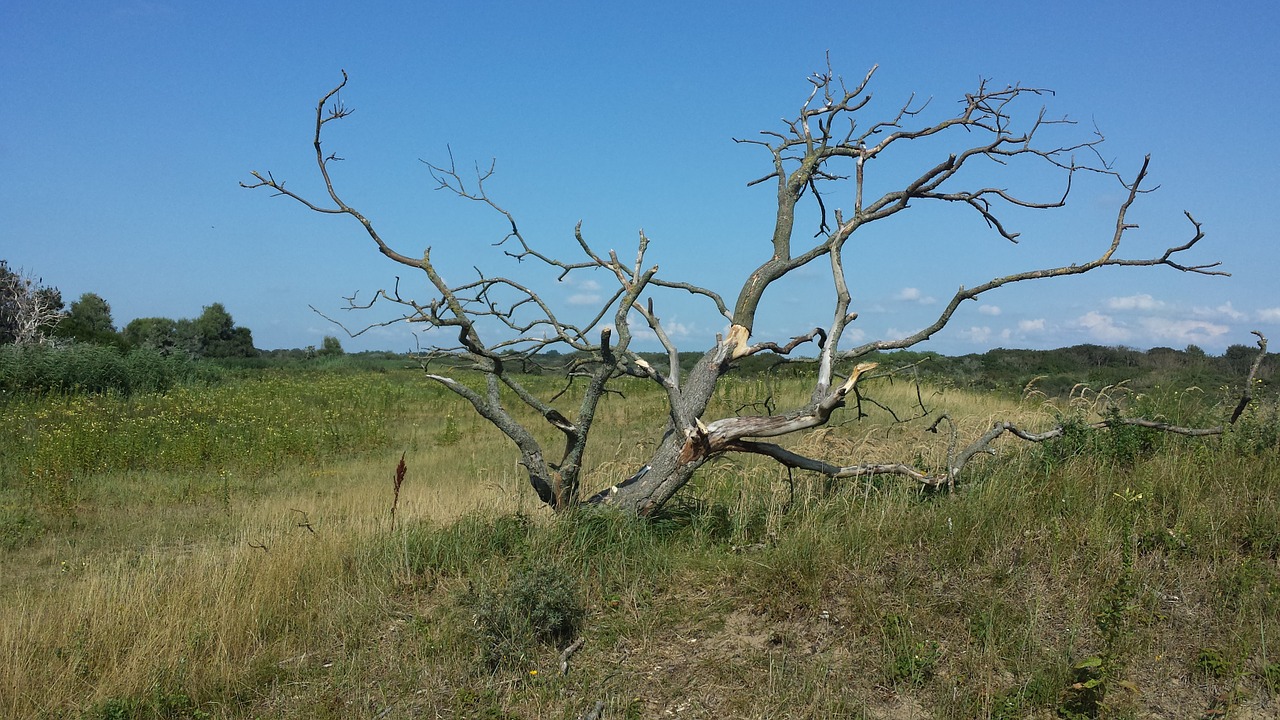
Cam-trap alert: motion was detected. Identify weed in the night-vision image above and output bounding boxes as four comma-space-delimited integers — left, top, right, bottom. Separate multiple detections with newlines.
1098, 407, 1160, 465
0, 503, 42, 549
1060, 488, 1145, 718
84, 685, 210, 720
1261, 661, 1280, 691
436, 412, 462, 445
1227, 397, 1280, 455
1061, 655, 1107, 719
881, 613, 941, 687
987, 665, 1069, 720
390, 452, 406, 528
1194, 648, 1233, 679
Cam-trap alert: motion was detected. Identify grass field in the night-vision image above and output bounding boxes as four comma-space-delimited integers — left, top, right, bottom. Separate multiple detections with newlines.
2, 365, 1278, 718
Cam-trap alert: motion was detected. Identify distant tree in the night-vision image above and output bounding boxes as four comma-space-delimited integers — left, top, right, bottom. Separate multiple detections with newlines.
123, 317, 179, 353
190, 303, 258, 358
124, 306, 256, 358
1224, 343, 1258, 377
0, 261, 64, 345
319, 335, 344, 357
1143, 346, 1180, 371
173, 318, 201, 356
221, 327, 258, 358
55, 292, 123, 346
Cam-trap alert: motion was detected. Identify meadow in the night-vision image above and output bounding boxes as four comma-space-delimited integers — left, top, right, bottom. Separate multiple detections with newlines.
1, 361, 1278, 719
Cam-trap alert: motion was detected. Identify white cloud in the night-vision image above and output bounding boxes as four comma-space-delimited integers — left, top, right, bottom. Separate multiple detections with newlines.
565, 277, 604, 306
1193, 301, 1246, 320
1259, 307, 1280, 323
1075, 311, 1131, 342
1018, 318, 1046, 332
629, 317, 696, 341
1217, 302, 1246, 320
978, 305, 1002, 316
663, 320, 695, 339
1106, 294, 1165, 311
894, 287, 936, 305
961, 326, 993, 343
1138, 317, 1229, 344
567, 293, 603, 306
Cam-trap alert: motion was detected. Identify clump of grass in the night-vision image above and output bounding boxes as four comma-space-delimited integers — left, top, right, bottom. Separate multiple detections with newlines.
0, 504, 42, 550
881, 612, 941, 687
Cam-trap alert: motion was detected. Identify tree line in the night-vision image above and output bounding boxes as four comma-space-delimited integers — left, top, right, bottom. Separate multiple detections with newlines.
536, 343, 1273, 397
0, 259, 257, 358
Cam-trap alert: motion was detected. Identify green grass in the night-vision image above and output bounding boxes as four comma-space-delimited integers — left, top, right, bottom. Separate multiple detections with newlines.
1, 365, 1277, 718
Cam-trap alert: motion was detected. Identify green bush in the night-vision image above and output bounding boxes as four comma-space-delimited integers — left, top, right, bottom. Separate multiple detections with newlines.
0, 343, 219, 396
462, 562, 584, 670
1228, 397, 1280, 456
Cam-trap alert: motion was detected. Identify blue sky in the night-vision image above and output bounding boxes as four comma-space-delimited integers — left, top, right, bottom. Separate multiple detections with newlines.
3, 1, 1277, 355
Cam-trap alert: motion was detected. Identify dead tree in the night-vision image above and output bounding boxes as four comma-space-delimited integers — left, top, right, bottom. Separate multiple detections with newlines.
244, 65, 1229, 516
0, 261, 64, 346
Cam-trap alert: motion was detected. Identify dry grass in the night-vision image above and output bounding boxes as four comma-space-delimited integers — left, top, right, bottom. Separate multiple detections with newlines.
2, 367, 1277, 718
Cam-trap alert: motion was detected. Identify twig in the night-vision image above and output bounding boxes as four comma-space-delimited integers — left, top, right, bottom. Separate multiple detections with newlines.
560, 636, 585, 676
1229, 331, 1268, 424
291, 508, 315, 534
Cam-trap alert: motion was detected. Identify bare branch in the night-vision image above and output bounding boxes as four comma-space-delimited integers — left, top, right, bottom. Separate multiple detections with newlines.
247, 65, 1230, 517
1230, 331, 1269, 424
845, 157, 1225, 359
0, 264, 64, 345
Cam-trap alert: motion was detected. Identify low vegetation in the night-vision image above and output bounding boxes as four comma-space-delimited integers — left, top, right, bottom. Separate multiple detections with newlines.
1, 358, 1278, 718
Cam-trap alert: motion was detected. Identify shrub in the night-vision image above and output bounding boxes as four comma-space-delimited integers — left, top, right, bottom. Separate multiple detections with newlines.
462, 562, 584, 670
0, 343, 219, 396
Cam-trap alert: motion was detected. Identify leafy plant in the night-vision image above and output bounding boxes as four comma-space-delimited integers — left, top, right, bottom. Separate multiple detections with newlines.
1060, 655, 1106, 719
1260, 661, 1280, 691
436, 412, 463, 445
1193, 647, 1233, 679
1060, 488, 1146, 718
